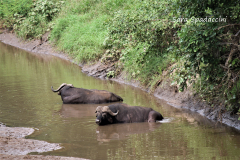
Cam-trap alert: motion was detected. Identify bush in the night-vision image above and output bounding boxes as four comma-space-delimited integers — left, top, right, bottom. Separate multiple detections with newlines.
104, 0, 176, 85
0, 0, 32, 28
14, 0, 64, 39
170, 0, 240, 112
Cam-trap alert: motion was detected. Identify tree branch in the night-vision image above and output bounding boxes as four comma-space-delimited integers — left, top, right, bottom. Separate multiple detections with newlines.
218, 43, 240, 49
217, 24, 240, 30
220, 64, 229, 70
234, 30, 240, 37
225, 49, 238, 67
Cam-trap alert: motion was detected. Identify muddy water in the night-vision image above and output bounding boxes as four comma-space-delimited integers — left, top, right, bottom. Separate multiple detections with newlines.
1, 42, 240, 160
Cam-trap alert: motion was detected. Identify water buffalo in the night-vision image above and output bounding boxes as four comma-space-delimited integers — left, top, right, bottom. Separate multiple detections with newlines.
95, 103, 164, 125
51, 83, 123, 104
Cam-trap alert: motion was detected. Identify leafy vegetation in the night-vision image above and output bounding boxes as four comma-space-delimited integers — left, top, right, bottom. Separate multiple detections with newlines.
50, 0, 135, 62
0, 0, 32, 28
104, 0, 176, 86
14, 0, 64, 39
0, 0, 64, 39
104, 0, 240, 114
170, 0, 240, 114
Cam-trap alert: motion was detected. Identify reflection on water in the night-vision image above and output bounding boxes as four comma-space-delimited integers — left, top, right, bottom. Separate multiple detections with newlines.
1, 42, 240, 160
96, 122, 162, 142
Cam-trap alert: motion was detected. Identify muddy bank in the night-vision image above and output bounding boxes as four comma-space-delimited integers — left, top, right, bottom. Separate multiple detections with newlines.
82, 63, 146, 90
0, 123, 85, 159
0, 30, 240, 131
153, 80, 240, 130
0, 155, 85, 160
0, 31, 73, 64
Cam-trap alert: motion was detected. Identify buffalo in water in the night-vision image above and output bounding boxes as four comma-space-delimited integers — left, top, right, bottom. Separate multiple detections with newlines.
51, 83, 123, 104
95, 103, 164, 125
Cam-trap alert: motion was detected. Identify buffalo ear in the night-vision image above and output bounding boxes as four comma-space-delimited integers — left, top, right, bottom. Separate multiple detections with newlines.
108, 117, 113, 123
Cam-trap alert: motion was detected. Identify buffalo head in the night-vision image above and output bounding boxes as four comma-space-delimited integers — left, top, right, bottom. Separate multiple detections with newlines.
95, 106, 119, 125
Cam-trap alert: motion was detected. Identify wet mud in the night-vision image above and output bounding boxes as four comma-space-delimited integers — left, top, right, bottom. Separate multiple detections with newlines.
0, 124, 86, 159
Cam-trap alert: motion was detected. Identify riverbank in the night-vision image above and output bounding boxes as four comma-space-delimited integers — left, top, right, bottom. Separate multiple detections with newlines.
0, 30, 240, 132
0, 123, 86, 159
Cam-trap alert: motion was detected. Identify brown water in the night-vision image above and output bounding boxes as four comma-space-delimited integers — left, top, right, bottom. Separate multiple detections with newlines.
1, 42, 240, 160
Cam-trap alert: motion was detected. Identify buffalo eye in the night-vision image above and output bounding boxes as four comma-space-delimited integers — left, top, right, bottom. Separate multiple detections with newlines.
102, 113, 107, 118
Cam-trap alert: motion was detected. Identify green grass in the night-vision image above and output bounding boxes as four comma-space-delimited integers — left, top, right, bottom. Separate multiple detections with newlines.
51, 14, 109, 62
50, 0, 137, 62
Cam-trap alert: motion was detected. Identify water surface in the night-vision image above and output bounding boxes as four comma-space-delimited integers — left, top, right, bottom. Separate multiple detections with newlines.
0, 42, 240, 159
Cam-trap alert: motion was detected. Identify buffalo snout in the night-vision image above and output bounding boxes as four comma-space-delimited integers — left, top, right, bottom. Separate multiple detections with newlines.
96, 119, 101, 125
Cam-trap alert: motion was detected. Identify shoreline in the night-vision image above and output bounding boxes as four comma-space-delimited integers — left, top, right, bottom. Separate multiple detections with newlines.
0, 30, 239, 129
0, 123, 86, 160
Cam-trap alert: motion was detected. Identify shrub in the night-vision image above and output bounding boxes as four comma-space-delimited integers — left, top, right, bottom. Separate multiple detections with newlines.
170, 0, 240, 112
0, 0, 32, 28
14, 0, 64, 39
104, 0, 177, 85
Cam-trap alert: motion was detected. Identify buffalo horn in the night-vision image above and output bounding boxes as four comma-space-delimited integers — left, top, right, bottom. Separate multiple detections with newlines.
51, 83, 67, 92
51, 83, 74, 92
102, 106, 119, 116
96, 106, 103, 113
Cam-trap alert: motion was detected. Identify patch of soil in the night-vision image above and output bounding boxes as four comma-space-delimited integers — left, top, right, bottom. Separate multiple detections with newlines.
82, 61, 115, 79
0, 136, 60, 155
0, 124, 85, 159
0, 30, 240, 132
0, 154, 85, 160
